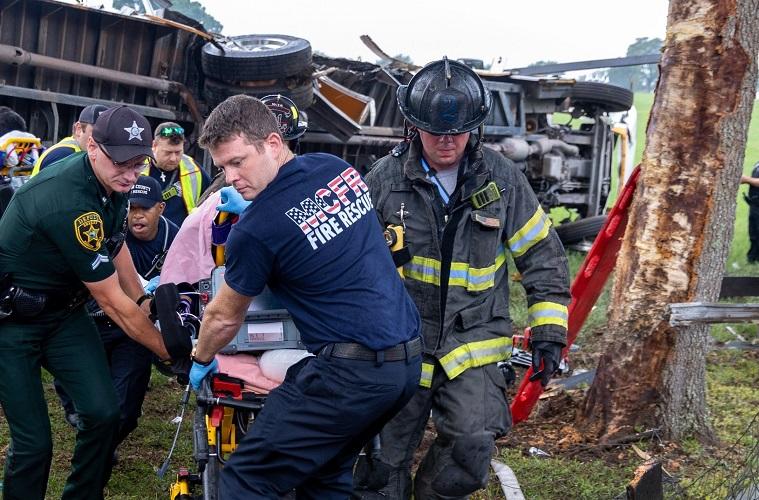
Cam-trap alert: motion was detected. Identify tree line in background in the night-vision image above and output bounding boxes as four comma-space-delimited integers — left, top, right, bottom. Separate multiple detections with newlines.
113, 0, 223, 32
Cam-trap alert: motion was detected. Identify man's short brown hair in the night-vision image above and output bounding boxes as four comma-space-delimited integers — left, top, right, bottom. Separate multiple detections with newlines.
199, 95, 282, 150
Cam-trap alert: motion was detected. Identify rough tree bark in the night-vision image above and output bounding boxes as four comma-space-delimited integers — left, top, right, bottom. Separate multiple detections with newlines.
580, 0, 759, 442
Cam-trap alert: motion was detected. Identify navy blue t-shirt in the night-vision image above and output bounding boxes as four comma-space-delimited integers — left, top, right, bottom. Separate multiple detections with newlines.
224, 153, 420, 352
126, 215, 179, 280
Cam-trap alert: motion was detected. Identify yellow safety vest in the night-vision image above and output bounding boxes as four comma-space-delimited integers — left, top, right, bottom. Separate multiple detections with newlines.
31, 136, 80, 176
142, 154, 203, 214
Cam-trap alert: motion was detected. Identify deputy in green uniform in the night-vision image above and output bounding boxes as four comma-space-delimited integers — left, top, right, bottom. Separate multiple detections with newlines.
0, 106, 174, 500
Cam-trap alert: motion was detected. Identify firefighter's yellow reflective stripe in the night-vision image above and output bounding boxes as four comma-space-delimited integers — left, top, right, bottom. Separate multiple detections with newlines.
419, 362, 434, 388
528, 301, 569, 328
508, 206, 551, 258
405, 246, 506, 291
31, 136, 80, 176
439, 337, 512, 379
449, 245, 507, 291
405, 256, 441, 285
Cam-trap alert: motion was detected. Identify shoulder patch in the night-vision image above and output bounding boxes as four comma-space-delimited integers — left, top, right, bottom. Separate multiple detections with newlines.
74, 212, 105, 251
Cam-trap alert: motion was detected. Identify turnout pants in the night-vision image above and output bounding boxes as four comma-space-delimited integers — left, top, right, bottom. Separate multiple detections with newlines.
219, 347, 421, 500
355, 357, 512, 500
0, 308, 120, 500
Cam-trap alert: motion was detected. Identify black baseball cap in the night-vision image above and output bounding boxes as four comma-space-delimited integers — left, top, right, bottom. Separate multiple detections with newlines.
129, 176, 163, 208
78, 104, 109, 125
92, 105, 155, 163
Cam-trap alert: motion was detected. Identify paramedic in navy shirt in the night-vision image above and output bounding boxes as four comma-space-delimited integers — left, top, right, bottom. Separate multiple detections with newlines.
190, 95, 421, 499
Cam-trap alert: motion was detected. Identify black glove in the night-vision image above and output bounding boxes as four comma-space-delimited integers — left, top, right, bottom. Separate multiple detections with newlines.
528, 340, 564, 387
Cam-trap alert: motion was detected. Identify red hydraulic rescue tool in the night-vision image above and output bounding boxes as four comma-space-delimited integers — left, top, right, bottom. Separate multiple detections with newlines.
510, 165, 641, 425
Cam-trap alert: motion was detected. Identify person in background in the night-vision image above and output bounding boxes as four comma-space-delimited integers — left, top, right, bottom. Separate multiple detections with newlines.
356, 58, 571, 499
741, 162, 759, 262
31, 104, 108, 175
141, 122, 210, 227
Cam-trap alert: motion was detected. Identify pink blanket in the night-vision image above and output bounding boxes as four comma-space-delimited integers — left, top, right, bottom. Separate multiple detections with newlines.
216, 353, 280, 394
160, 191, 220, 285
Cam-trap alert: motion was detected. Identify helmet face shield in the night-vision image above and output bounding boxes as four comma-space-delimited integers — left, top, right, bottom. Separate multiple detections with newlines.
397, 57, 492, 135
261, 94, 308, 140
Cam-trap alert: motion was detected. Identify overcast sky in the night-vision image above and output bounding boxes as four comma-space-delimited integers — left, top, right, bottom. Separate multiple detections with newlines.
203, 0, 669, 68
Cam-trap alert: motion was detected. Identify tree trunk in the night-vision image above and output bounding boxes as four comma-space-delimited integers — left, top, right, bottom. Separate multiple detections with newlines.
580, 0, 759, 442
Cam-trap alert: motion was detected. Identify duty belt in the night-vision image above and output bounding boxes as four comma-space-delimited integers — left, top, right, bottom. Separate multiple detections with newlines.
321, 336, 422, 362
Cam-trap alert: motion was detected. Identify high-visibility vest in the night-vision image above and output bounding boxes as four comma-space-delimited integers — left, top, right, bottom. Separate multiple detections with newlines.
31, 136, 80, 176
142, 154, 203, 214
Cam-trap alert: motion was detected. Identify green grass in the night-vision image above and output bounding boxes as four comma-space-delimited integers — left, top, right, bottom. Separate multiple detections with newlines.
0, 369, 194, 498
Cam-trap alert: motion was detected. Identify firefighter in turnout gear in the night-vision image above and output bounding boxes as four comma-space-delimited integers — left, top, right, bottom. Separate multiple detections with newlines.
355, 58, 571, 499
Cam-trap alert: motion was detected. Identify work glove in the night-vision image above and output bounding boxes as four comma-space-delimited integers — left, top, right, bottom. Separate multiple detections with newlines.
190, 357, 219, 390
217, 186, 251, 215
144, 275, 160, 294
528, 340, 564, 387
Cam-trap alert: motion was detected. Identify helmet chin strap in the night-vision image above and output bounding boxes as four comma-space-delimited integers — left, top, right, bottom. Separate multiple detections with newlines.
467, 123, 485, 170
403, 121, 417, 142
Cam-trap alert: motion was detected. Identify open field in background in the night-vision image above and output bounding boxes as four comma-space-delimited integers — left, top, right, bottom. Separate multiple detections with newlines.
0, 93, 757, 499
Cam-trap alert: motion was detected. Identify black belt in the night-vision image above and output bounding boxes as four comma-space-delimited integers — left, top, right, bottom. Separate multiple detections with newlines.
322, 337, 422, 362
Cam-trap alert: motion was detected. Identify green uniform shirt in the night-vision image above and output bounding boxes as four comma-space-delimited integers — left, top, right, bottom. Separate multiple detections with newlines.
0, 152, 128, 291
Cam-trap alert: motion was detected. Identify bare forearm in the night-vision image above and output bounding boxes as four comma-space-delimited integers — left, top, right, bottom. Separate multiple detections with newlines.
741, 175, 759, 187
194, 305, 242, 362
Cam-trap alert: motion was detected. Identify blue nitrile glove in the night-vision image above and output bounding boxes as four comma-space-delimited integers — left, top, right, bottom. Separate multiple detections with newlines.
190, 357, 219, 390
217, 186, 251, 215
528, 340, 564, 387
144, 275, 160, 294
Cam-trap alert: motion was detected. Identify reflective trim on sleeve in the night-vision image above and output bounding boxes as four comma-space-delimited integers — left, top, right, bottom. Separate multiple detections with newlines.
438, 337, 513, 380
528, 301, 569, 329
419, 362, 434, 388
508, 206, 551, 258
405, 245, 506, 292
405, 256, 442, 285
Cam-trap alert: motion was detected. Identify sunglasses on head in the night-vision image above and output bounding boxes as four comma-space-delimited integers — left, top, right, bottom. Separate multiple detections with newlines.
158, 126, 185, 138
98, 143, 150, 172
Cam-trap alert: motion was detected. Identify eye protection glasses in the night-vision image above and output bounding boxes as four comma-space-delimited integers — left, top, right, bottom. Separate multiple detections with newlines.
98, 143, 150, 172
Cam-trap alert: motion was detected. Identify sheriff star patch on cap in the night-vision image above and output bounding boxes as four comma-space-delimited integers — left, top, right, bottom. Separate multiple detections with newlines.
74, 212, 105, 251
124, 121, 145, 141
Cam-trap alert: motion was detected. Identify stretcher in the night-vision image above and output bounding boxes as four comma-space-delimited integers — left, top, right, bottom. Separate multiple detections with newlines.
164, 270, 305, 499
170, 373, 265, 500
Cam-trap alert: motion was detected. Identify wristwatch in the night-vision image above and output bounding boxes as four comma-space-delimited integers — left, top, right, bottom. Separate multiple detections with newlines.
191, 346, 214, 366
